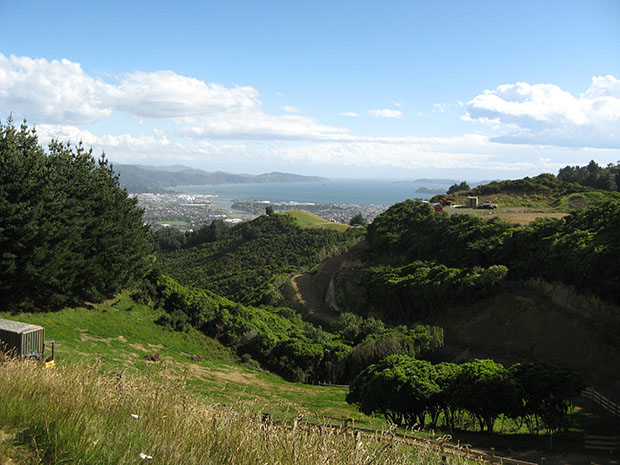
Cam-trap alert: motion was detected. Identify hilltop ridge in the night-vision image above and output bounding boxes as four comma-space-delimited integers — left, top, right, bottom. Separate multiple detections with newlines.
115, 164, 328, 193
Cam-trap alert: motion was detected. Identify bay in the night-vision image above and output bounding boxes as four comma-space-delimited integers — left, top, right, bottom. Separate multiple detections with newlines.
174, 178, 450, 210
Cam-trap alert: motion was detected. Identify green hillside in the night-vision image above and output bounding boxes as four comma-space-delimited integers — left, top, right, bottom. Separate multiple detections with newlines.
158, 213, 363, 305
282, 209, 350, 231
0, 292, 367, 422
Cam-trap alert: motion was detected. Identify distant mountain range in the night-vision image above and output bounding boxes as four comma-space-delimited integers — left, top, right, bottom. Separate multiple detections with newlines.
114, 164, 329, 193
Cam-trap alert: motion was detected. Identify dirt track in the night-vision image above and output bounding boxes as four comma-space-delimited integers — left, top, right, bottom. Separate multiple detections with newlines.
290, 256, 343, 323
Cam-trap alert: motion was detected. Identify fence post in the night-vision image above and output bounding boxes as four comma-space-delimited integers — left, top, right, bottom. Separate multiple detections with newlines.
541, 456, 546, 465
490, 447, 495, 464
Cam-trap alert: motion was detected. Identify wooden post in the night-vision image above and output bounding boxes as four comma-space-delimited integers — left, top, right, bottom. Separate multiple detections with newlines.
490, 447, 495, 464
541, 456, 546, 465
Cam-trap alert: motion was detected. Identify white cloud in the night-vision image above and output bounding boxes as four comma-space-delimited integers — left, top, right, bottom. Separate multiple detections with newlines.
465, 75, 620, 148
108, 70, 259, 119
582, 75, 620, 99
281, 134, 537, 171
368, 109, 403, 118
341, 111, 359, 117
180, 113, 349, 140
0, 54, 347, 141
35, 124, 174, 152
0, 54, 112, 124
433, 103, 448, 113
4, 54, 619, 176
281, 105, 301, 113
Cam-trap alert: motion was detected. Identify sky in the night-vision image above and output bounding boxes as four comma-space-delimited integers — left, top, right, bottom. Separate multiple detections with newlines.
1, 0, 619, 180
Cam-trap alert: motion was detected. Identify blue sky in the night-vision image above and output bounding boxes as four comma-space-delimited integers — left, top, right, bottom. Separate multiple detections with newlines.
1, 0, 619, 180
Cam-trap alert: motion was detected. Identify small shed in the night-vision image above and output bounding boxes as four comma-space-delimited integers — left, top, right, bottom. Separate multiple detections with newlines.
466, 196, 479, 209
0, 318, 45, 358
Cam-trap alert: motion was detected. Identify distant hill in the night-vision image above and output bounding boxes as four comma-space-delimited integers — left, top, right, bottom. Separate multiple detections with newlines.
114, 164, 328, 193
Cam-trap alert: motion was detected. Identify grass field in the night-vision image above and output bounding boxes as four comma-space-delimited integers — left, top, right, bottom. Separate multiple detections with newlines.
0, 293, 374, 424
0, 357, 470, 465
283, 209, 350, 231
446, 207, 568, 225
2, 293, 618, 464
0, 294, 481, 464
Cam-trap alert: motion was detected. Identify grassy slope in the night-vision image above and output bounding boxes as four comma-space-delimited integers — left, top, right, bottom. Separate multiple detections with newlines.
0, 292, 374, 424
1, 358, 461, 465
283, 209, 350, 231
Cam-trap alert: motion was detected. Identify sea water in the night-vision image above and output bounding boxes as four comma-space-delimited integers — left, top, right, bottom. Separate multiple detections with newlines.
174, 178, 451, 210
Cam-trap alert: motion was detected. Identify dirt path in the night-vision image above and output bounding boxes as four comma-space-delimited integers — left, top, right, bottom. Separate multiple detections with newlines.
290, 256, 343, 323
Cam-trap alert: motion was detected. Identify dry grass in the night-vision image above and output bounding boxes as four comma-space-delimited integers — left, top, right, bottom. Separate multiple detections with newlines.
447, 207, 567, 225
0, 357, 478, 465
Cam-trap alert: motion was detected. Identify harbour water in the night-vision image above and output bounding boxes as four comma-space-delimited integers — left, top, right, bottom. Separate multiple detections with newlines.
174, 178, 451, 210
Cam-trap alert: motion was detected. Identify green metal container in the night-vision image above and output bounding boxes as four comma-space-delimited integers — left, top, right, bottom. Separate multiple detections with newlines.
0, 318, 45, 358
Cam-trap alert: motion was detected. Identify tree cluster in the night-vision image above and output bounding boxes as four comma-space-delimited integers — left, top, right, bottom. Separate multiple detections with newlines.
468, 173, 590, 197
152, 219, 227, 251
366, 198, 620, 306
363, 261, 507, 323
0, 120, 151, 310
150, 274, 443, 383
347, 355, 582, 434
446, 181, 470, 195
557, 160, 619, 191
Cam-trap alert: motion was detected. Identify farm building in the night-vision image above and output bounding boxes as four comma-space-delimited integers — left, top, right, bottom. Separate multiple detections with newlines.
466, 196, 479, 209
0, 318, 46, 358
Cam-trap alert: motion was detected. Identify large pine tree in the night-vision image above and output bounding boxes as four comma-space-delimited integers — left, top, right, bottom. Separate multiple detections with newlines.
0, 119, 151, 310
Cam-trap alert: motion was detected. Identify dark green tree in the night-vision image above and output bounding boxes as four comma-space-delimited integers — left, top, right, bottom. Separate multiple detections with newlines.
429, 362, 462, 429
346, 325, 443, 379
349, 212, 366, 226
330, 312, 385, 345
0, 119, 50, 307
557, 160, 617, 191
447, 181, 470, 194
347, 355, 439, 427
0, 119, 151, 310
511, 362, 583, 433
153, 227, 186, 251
454, 359, 519, 433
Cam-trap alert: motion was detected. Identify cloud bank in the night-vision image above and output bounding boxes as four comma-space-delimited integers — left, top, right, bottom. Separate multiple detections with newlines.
0, 54, 347, 140
465, 75, 620, 148
1, 53, 618, 175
